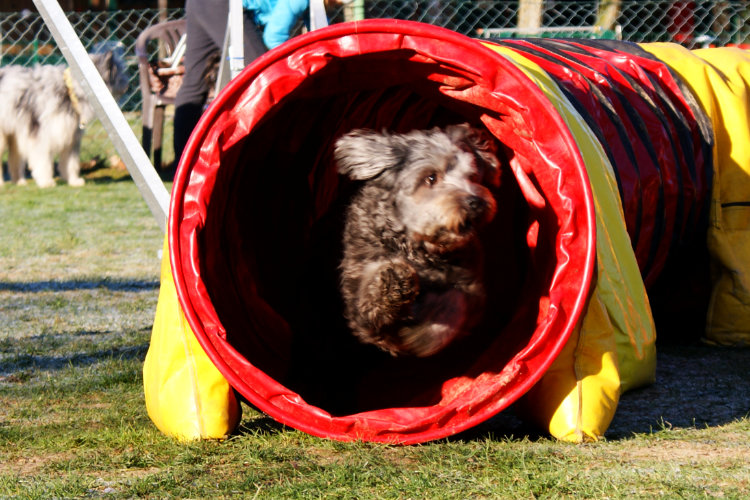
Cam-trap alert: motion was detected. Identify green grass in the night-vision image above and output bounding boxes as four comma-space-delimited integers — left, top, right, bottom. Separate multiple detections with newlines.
79, 110, 176, 171
1, 161, 750, 498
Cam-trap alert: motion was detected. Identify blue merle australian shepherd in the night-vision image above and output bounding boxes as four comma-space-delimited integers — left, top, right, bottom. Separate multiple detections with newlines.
0, 48, 128, 187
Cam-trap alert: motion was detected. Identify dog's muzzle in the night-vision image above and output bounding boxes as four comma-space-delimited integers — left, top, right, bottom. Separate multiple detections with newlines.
464, 195, 495, 228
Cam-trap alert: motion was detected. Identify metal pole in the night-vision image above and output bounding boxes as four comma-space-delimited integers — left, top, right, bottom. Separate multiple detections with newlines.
518, 0, 544, 31
158, 0, 168, 23
595, 0, 622, 31
32, 0, 170, 233
227, 0, 244, 79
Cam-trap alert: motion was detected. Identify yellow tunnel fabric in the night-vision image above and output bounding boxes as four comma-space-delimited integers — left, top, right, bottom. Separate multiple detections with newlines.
147, 38, 750, 443
642, 43, 750, 347
487, 44, 657, 442
143, 237, 241, 441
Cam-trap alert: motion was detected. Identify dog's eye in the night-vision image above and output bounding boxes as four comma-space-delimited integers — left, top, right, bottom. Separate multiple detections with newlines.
424, 173, 437, 186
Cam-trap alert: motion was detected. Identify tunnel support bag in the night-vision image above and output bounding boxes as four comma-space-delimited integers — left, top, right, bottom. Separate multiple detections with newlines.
143, 237, 241, 441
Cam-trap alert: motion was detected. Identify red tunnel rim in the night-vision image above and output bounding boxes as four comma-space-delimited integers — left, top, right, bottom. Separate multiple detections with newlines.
168, 19, 597, 444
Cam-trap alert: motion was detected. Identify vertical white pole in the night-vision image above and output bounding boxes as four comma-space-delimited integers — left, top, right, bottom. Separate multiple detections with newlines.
353, 0, 365, 21
309, 0, 329, 31
215, 0, 245, 93
227, 0, 244, 78
32, 0, 170, 233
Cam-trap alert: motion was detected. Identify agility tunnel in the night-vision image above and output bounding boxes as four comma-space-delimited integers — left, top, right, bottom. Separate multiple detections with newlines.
143, 20, 750, 444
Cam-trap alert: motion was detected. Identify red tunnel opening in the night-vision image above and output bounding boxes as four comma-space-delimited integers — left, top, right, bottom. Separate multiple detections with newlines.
168, 20, 595, 443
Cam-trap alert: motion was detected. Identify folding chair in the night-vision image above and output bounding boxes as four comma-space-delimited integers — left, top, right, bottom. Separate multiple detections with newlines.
135, 19, 186, 169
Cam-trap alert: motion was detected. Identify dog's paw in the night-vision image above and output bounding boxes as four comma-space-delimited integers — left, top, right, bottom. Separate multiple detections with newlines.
67, 177, 85, 187
378, 261, 419, 308
397, 290, 469, 357
35, 178, 56, 188
358, 260, 418, 329
399, 323, 459, 357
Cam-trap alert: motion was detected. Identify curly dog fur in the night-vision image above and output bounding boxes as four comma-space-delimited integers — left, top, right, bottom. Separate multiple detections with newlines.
335, 123, 501, 357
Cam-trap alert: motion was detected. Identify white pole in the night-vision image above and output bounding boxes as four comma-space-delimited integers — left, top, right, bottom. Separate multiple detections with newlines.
309, 0, 329, 30
32, 0, 170, 233
215, 0, 245, 93
227, 0, 245, 79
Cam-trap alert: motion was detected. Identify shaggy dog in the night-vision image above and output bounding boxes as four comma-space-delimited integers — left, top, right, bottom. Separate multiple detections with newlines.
335, 123, 501, 357
0, 49, 128, 188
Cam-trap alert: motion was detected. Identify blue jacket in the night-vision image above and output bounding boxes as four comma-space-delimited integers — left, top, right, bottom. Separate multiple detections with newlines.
242, 0, 309, 49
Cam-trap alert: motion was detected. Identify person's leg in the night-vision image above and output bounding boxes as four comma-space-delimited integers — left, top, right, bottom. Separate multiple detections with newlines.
243, 9, 267, 65
174, 3, 268, 167
173, 0, 230, 166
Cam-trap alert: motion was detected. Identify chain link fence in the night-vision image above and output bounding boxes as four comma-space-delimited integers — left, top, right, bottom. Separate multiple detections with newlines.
1, 8, 185, 112
359, 1, 750, 46
0, 2, 748, 163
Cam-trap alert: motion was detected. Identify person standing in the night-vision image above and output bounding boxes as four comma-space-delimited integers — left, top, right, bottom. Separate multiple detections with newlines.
172, 0, 312, 170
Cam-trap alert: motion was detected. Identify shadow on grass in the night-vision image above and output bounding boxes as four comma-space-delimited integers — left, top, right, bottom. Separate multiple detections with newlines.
449, 410, 548, 443
452, 340, 750, 443
3, 288, 745, 443
0, 278, 159, 292
235, 413, 290, 438
1, 342, 149, 377
604, 341, 750, 439
86, 174, 136, 184
2, 161, 143, 185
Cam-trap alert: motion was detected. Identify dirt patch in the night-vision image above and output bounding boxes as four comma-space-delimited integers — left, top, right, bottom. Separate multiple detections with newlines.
2, 452, 75, 476
614, 439, 749, 465
110, 467, 162, 479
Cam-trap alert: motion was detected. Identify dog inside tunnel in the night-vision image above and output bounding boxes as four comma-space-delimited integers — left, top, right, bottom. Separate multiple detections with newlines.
169, 21, 596, 442
204, 92, 537, 414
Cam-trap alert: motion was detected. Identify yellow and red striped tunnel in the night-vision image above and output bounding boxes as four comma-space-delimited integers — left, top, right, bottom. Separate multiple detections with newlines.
144, 20, 750, 443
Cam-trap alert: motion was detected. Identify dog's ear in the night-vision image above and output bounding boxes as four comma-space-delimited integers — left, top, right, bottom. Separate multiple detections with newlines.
334, 130, 404, 181
446, 123, 501, 188
89, 50, 112, 69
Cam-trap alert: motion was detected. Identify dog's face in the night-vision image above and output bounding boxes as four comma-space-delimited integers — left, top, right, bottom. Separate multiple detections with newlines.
335, 124, 500, 253
90, 47, 129, 100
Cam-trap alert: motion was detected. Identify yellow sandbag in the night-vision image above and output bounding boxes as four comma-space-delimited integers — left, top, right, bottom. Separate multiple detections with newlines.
522, 286, 621, 442
143, 237, 241, 440
642, 43, 750, 346
489, 45, 656, 442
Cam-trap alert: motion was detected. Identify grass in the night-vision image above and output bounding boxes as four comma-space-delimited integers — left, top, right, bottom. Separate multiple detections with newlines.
79, 111, 177, 171
1, 148, 750, 498
2, 109, 176, 182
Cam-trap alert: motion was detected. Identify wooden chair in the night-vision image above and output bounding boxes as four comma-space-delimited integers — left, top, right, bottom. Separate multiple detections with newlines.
136, 19, 186, 169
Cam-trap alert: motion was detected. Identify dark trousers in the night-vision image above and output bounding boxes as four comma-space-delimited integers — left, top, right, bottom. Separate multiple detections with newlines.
173, 0, 267, 165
